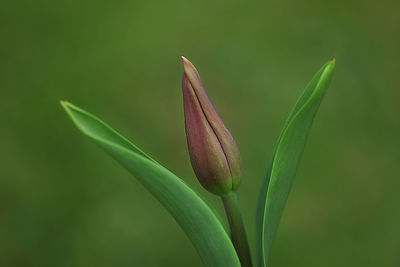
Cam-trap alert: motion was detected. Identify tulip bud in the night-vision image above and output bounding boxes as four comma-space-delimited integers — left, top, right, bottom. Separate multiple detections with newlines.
181, 56, 242, 196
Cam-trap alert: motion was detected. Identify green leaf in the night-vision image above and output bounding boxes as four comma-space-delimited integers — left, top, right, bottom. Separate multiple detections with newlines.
256, 59, 336, 266
61, 102, 241, 267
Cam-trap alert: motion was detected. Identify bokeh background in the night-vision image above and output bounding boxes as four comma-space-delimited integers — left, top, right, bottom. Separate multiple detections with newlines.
1, 0, 399, 266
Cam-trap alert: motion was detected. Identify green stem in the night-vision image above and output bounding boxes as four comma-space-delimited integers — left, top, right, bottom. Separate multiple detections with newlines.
222, 192, 252, 267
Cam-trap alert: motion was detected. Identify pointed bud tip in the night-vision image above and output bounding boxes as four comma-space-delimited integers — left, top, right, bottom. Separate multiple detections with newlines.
181, 56, 191, 67
331, 57, 336, 62
181, 56, 195, 71
180, 56, 201, 86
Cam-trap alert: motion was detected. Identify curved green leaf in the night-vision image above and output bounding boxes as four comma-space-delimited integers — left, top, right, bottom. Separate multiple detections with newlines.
61, 102, 241, 267
256, 59, 336, 266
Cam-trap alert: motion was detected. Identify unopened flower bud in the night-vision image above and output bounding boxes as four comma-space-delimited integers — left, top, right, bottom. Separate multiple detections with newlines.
181, 56, 242, 196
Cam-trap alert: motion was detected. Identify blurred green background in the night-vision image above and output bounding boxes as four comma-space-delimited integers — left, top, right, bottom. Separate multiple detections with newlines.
1, 0, 399, 266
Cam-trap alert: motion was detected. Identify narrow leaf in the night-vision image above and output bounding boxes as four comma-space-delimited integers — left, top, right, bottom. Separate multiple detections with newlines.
256, 59, 336, 266
61, 102, 241, 267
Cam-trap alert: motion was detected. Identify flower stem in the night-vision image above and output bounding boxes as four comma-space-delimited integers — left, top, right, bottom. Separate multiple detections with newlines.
222, 192, 252, 267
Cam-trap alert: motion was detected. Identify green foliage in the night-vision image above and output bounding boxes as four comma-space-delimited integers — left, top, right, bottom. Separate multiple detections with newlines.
61, 102, 241, 267
256, 59, 335, 266
61, 58, 335, 267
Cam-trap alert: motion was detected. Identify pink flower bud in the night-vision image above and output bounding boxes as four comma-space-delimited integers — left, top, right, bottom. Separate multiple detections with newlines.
182, 56, 242, 196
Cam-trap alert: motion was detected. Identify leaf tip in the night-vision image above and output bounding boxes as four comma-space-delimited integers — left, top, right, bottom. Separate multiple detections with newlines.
60, 100, 70, 109
322, 57, 336, 78
60, 101, 77, 121
328, 57, 336, 70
